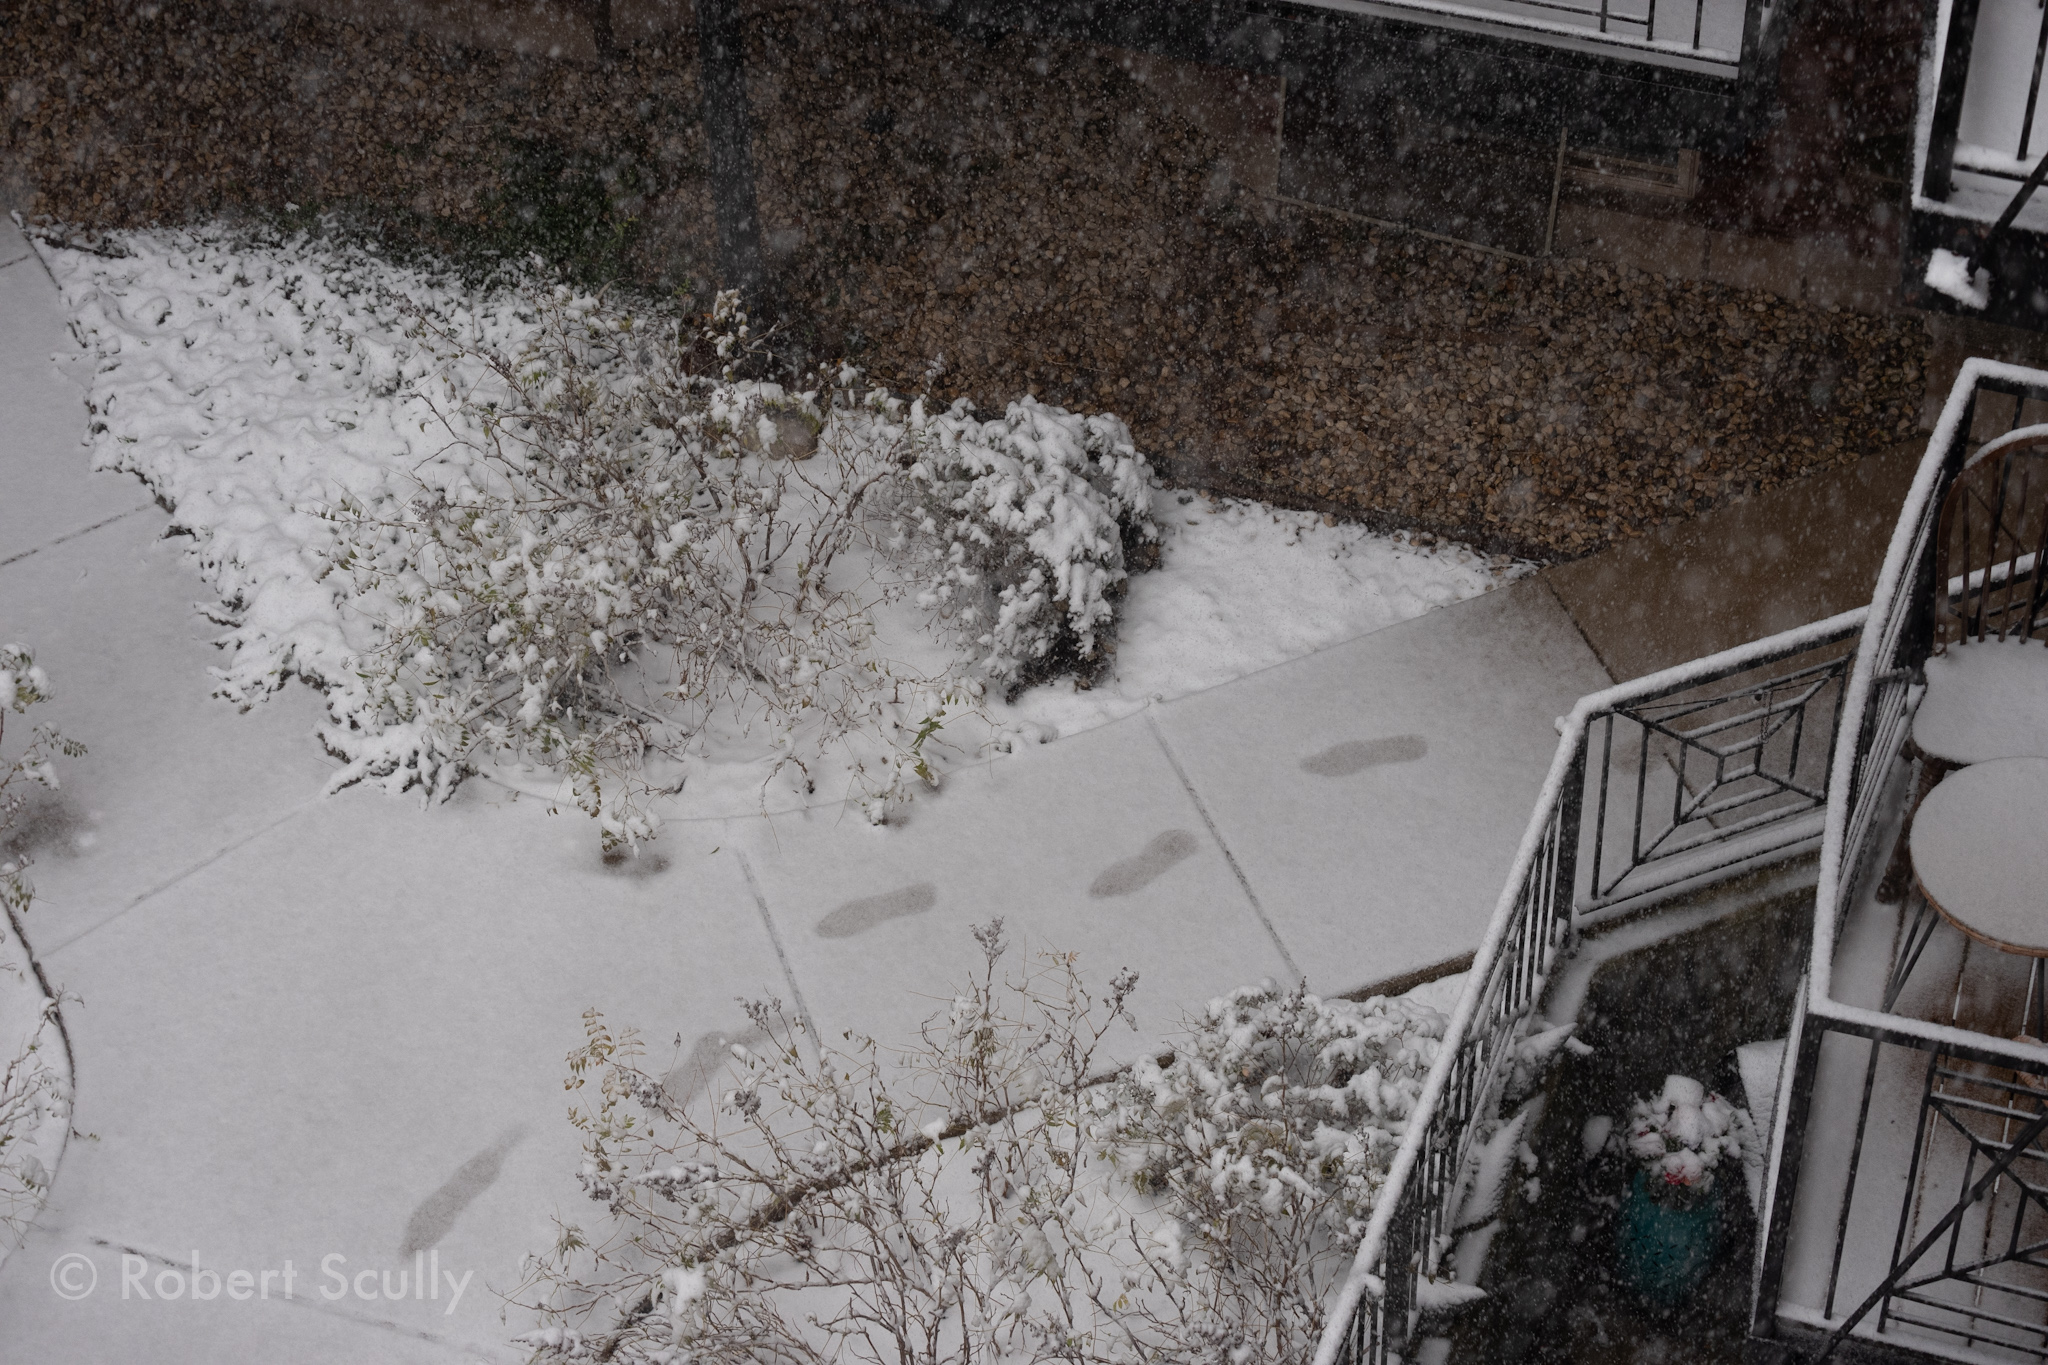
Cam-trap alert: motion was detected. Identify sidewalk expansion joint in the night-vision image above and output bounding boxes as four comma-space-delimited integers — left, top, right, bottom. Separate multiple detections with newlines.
733, 848, 821, 1050
1143, 710, 1305, 985
1532, 572, 1626, 687
0, 504, 158, 570
42, 798, 323, 959
83, 1237, 463, 1344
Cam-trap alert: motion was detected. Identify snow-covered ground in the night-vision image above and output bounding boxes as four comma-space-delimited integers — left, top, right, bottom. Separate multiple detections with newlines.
1014, 497, 1514, 735
42, 224, 1522, 826
0, 216, 1615, 1362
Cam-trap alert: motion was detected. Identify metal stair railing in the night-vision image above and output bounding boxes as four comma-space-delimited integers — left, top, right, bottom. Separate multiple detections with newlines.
1752, 362, 2048, 1364
1314, 605, 1865, 1365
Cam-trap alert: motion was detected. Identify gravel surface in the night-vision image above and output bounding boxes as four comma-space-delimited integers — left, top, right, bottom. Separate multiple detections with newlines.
3, 0, 1927, 559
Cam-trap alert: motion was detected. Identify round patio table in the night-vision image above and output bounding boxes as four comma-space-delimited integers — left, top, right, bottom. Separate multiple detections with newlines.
1912, 639, 2048, 766
1911, 756, 2048, 1037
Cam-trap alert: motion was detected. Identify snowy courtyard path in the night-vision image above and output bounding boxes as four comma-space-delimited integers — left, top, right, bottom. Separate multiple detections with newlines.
0, 219, 1610, 1362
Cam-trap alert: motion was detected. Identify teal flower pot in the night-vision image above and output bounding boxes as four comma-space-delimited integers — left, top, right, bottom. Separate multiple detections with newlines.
1617, 1170, 1722, 1311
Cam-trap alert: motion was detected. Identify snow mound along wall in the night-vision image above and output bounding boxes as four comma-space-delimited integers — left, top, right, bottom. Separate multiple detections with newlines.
41, 226, 1176, 833
892, 394, 1159, 694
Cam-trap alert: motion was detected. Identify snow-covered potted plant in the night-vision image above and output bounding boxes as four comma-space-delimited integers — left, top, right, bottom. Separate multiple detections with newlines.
1616, 1074, 1746, 1309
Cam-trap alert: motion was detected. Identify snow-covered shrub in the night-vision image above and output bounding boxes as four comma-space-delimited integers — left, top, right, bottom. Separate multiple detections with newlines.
888, 398, 1158, 694
317, 287, 968, 844
516, 923, 1155, 1364
53, 225, 1163, 844
318, 284, 1156, 838
0, 988, 63, 1254
1623, 1074, 1748, 1202
0, 645, 80, 1249
0, 645, 82, 921
514, 939, 1441, 1365
1112, 983, 1446, 1359
1122, 984, 1444, 1240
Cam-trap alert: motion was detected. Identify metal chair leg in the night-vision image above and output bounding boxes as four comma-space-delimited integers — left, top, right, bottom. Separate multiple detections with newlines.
1887, 892, 1943, 1012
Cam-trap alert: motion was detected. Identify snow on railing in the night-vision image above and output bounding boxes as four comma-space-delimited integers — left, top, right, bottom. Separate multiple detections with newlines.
1807, 359, 2048, 1043
1322, 363, 2048, 1365
1279, 0, 1752, 72
1743, 360, 2048, 1363
1314, 607, 1866, 1365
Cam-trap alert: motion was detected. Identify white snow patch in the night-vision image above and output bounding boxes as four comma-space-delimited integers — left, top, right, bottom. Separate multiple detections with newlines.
1925, 247, 1991, 309
1914, 634, 2048, 765
40, 223, 1519, 823
1011, 499, 1522, 736
1455, 1101, 1537, 1231
1414, 1277, 1488, 1312
1398, 971, 1469, 1019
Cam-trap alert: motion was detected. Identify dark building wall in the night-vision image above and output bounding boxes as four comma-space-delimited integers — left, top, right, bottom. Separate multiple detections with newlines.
1, 0, 1926, 560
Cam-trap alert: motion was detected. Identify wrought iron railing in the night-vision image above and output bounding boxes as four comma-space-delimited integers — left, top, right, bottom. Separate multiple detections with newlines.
1583, 647, 1850, 912
1318, 361, 2048, 1365
1313, 606, 1864, 1365
1317, 361, 2048, 1365
1924, 0, 2048, 201
1302, 0, 1767, 71
1750, 361, 2048, 1363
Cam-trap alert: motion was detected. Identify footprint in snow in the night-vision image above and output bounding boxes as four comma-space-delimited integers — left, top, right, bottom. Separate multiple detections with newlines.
1089, 829, 1199, 898
1299, 736, 1428, 777
398, 1127, 526, 1257
814, 881, 938, 938
599, 847, 671, 877
663, 1025, 773, 1107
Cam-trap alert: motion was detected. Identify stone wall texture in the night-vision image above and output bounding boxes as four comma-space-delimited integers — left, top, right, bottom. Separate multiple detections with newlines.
2, 0, 1928, 559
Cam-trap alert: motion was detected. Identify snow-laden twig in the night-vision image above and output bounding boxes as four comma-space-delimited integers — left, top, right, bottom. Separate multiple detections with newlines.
0, 644, 80, 1251
309, 285, 980, 845
51, 225, 1165, 845
512, 935, 1444, 1364
886, 396, 1158, 695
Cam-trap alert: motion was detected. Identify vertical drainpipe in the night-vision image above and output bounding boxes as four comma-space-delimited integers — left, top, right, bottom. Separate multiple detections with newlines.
1923, 0, 1983, 203
696, 0, 772, 309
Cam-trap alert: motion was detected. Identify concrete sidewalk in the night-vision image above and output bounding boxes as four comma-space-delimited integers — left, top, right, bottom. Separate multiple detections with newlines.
0, 210, 1893, 1361
0, 215, 1609, 1361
